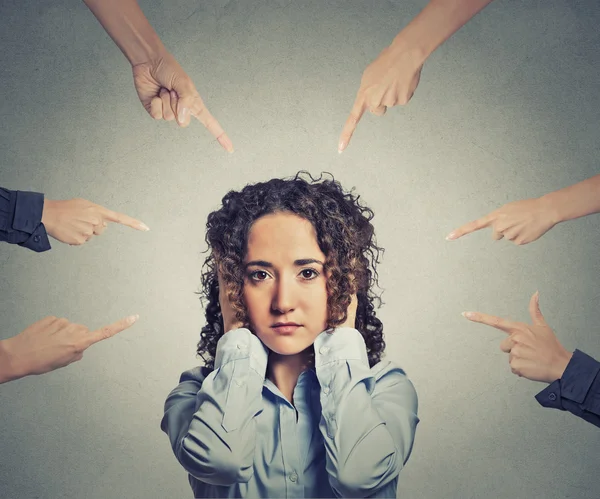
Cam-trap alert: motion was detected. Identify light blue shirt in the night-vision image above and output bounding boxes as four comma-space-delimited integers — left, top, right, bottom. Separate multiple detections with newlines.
161, 328, 419, 498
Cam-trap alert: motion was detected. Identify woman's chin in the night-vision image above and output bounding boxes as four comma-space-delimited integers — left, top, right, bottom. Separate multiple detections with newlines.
260, 337, 314, 357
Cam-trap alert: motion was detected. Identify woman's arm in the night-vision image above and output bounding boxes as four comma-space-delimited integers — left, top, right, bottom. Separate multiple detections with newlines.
160, 329, 268, 486
82, 0, 233, 147
447, 173, 600, 244
82, 0, 166, 65
541, 173, 600, 225
339, 0, 496, 152
313, 328, 419, 498
392, 0, 496, 62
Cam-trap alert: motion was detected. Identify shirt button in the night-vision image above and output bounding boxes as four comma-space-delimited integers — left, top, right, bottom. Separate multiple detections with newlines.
288, 471, 298, 482
33, 235, 40, 243
322, 386, 330, 394
548, 393, 557, 401
319, 346, 329, 355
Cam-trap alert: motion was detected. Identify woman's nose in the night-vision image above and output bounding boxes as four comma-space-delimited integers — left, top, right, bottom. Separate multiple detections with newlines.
271, 277, 296, 314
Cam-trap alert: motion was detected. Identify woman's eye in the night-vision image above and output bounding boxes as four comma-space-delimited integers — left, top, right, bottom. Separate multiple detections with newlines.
300, 269, 319, 280
250, 270, 269, 281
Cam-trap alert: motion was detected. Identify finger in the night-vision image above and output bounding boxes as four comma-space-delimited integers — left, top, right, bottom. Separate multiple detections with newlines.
100, 207, 150, 231
509, 358, 525, 377
93, 221, 108, 236
503, 227, 520, 241
528, 290, 546, 326
170, 90, 179, 120
499, 335, 515, 353
369, 105, 387, 116
33, 315, 60, 330
462, 311, 519, 334
160, 88, 175, 121
149, 96, 163, 120
365, 86, 387, 116
338, 92, 367, 153
85, 314, 139, 347
188, 100, 233, 153
50, 317, 71, 333
173, 83, 196, 127
491, 229, 504, 241
74, 220, 94, 240
445, 214, 493, 241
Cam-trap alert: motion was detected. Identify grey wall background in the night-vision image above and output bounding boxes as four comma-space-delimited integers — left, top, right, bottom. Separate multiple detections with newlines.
1, 0, 599, 498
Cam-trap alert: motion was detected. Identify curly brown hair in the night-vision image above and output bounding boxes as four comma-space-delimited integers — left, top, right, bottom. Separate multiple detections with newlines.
196, 171, 385, 369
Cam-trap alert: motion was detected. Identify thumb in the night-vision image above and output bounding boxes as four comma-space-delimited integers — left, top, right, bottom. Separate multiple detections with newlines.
173, 80, 199, 127
365, 86, 386, 116
528, 291, 547, 326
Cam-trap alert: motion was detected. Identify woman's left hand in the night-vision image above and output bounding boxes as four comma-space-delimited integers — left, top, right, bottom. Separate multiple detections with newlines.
463, 292, 573, 383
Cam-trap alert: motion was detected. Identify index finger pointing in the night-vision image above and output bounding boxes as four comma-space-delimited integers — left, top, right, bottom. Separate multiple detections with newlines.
462, 311, 519, 334
101, 207, 150, 231
338, 93, 367, 153
86, 314, 139, 347
190, 101, 234, 153
446, 214, 492, 241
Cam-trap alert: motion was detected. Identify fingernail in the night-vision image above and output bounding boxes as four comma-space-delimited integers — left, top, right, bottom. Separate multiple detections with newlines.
127, 314, 139, 324
462, 311, 474, 319
217, 135, 234, 153
446, 232, 456, 241
338, 141, 345, 154
139, 222, 150, 231
178, 107, 189, 123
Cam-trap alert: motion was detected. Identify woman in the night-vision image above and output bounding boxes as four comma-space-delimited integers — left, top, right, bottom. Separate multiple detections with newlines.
161, 172, 419, 498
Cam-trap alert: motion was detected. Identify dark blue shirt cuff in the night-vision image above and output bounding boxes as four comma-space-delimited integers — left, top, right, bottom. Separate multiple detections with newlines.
0, 188, 51, 252
536, 380, 563, 410
560, 349, 600, 404
14, 190, 44, 232
18, 222, 51, 252
536, 349, 600, 420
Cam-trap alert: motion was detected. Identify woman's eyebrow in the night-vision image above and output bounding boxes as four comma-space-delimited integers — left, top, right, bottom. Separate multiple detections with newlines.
294, 258, 324, 266
245, 260, 272, 268
244, 258, 324, 268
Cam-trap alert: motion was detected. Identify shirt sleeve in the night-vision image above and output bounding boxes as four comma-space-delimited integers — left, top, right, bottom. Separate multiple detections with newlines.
313, 327, 419, 497
535, 349, 600, 428
0, 187, 51, 252
160, 329, 269, 486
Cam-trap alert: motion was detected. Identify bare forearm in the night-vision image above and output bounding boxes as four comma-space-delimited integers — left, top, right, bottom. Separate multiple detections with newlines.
0, 339, 18, 384
392, 0, 495, 62
542, 174, 600, 224
83, 0, 167, 66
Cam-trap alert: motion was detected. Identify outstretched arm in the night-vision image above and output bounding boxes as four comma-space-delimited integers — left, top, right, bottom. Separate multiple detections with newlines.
0, 315, 138, 384
464, 292, 600, 428
339, 0, 495, 152
82, 0, 233, 150
447, 174, 600, 244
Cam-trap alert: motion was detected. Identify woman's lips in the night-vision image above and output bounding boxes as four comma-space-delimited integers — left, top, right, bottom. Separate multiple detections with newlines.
271, 325, 301, 334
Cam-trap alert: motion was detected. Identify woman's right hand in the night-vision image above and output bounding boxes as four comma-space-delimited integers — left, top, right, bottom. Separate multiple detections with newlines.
446, 197, 558, 245
218, 272, 243, 333
132, 52, 234, 152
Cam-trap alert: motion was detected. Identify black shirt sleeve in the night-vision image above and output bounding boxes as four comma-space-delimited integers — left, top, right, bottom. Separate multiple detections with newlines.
535, 349, 600, 428
0, 187, 51, 252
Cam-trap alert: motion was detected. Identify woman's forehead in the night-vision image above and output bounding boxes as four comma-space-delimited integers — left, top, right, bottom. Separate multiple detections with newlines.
245, 212, 323, 261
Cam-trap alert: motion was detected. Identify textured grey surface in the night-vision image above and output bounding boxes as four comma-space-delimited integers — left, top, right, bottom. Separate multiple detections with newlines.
1, 0, 599, 498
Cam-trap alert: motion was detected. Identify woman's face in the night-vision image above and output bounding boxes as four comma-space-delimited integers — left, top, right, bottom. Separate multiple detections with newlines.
242, 211, 328, 356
